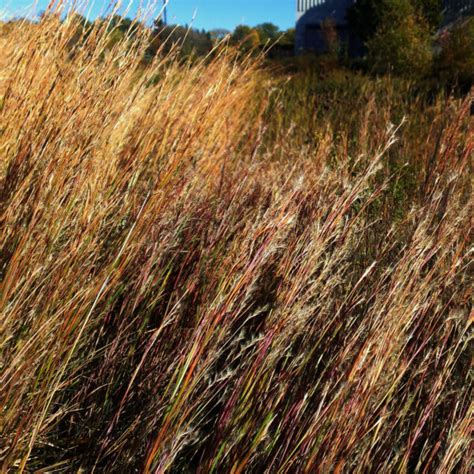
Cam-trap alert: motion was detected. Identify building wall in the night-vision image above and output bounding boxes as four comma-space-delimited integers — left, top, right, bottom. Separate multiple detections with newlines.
296, 0, 346, 20
295, 0, 356, 53
296, 0, 354, 23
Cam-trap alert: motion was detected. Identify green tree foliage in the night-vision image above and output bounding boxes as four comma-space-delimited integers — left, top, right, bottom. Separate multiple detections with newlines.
366, 0, 433, 76
65, 13, 93, 52
412, 0, 443, 31
347, 0, 382, 42
231, 25, 261, 51
437, 17, 474, 89
148, 19, 213, 59
280, 28, 296, 46
108, 14, 134, 34
231, 24, 252, 43
90, 15, 143, 52
347, 0, 443, 42
255, 22, 280, 43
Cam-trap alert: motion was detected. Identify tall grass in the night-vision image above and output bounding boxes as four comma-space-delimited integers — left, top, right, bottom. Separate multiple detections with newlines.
0, 7, 472, 473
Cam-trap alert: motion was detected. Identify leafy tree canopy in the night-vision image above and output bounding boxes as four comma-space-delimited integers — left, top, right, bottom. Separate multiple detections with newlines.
255, 22, 280, 43
437, 17, 474, 89
231, 25, 261, 51
366, 0, 433, 76
347, 0, 443, 42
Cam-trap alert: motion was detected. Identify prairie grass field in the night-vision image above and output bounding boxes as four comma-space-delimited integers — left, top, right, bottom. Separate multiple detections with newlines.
0, 9, 473, 473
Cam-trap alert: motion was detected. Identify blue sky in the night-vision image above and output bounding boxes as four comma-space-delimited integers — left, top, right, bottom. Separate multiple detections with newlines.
1, 1, 295, 31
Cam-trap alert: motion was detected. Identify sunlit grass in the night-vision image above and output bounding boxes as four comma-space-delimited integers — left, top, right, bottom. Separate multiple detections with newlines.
0, 6, 472, 473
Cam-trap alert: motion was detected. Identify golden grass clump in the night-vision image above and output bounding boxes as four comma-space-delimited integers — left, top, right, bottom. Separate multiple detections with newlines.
0, 5, 472, 473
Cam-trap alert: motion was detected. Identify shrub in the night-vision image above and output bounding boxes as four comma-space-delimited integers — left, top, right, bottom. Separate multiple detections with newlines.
436, 17, 474, 90
367, 0, 433, 77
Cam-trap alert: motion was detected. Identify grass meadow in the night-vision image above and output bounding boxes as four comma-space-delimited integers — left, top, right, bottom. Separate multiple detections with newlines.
0, 8, 472, 473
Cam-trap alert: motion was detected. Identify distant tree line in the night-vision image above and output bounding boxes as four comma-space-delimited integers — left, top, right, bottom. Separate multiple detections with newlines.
1, 3, 471, 88
145, 19, 296, 57
57, 13, 295, 60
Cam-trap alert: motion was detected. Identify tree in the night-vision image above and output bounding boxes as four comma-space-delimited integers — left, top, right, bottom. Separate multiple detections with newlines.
231, 25, 261, 51
347, 0, 442, 42
437, 17, 474, 89
108, 15, 134, 34
147, 19, 213, 59
65, 13, 93, 52
209, 28, 231, 42
366, 0, 433, 77
347, 0, 383, 42
255, 22, 280, 43
280, 28, 295, 46
232, 25, 252, 43
412, 0, 443, 31
104, 15, 136, 50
